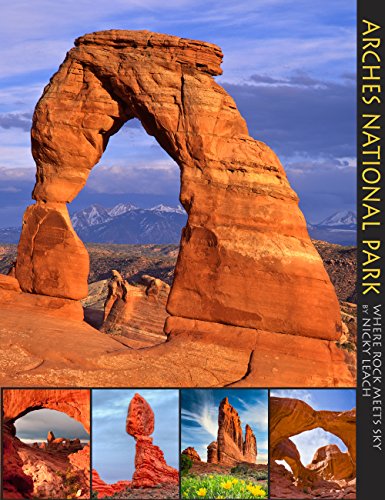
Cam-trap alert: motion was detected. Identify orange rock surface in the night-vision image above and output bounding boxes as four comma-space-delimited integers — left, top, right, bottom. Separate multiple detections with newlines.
17, 29, 340, 342
126, 393, 154, 438
182, 447, 201, 462
243, 424, 257, 463
2, 430, 34, 499
270, 397, 356, 473
126, 394, 179, 487
270, 396, 356, 498
101, 272, 169, 347
208, 397, 257, 466
92, 469, 131, 497
16, 203, 89, 300
207, 441, 218, 463
307, 444, 355, 481
3, 389, 90, 432
2, 390, 90, 499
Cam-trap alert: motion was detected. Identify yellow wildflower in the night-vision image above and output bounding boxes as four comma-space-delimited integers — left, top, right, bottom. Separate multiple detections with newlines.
220, 480, 233, 490
232, 478, 239, 484
197, 488, 207, 497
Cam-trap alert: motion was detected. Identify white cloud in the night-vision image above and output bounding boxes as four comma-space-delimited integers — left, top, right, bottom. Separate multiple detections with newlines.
271, 390, 314, 406
15, 408, 89, 440
291, 429, 347, 466
236, 396, 268, 429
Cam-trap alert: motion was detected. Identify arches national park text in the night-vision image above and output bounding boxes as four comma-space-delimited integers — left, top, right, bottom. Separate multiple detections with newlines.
359, 17, 384, 459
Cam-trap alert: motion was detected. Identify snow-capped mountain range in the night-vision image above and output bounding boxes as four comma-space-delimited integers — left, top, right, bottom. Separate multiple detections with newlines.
311, 210, 356, 229
307, 210, 356, 245
0, 206, 356, 245
70, 203, 187, 244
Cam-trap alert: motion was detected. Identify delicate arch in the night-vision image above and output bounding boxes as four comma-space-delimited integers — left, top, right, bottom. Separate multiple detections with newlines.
16, 30, 341, 342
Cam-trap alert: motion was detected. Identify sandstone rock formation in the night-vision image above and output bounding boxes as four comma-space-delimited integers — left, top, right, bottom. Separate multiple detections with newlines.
93, 393, 178, 496
15, 30, 341, 337
270, 397, 356, 498
307, 444, 355, 481
243, 424, 257, 463
92, 470, 131, 498
2, 389, 90, 499
270, 397, 356, 475
3, 389, 90, 432
16, 203, 89, 300
208, 397, 257, 466
127, 394, 179, 487
101, 272, 169, 347
207, 441, 219, 464
47, 431, 55, 443
182, 447, 201, 462
2, 428, 34, 499
126, 393, 154, 438
0, 29, 355, 388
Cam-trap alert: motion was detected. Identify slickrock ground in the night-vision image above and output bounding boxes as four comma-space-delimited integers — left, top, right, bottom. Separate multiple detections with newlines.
0, 28, 356, 387
0, 287, 355, 387
270, 397, 356, 499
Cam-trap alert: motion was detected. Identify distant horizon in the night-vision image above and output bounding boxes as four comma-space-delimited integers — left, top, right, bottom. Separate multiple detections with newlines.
14, 408, 89, 442
0, 197, 357, 229
1, 1, 356, 227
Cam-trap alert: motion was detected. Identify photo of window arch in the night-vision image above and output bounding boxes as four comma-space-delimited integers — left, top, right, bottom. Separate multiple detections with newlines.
1, 388, 90, 499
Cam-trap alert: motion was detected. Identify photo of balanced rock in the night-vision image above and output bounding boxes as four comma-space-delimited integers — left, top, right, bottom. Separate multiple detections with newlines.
2, 389, 90, 499
92, 390, 179, 499
270, 390, 356, 499
181, 389, 268, 499
0, 28, 356, 388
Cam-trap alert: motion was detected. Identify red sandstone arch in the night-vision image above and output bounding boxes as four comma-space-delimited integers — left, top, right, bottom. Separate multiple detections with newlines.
15, 29, 341, 342
3, 389, 90, 432
2, 389, 90, 499
270, 397, 356, 480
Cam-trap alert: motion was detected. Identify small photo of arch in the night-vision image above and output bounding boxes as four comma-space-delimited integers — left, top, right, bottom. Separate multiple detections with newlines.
269, 389, 356, 499
1, 388, 91, 499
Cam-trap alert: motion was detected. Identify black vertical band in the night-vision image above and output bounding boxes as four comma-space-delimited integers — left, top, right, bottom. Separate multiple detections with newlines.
357, 0, 385, 497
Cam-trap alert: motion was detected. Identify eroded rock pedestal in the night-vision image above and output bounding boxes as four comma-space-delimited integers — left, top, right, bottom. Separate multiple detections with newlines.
93, 393, 178, 496
208, 397, 257, 466
0, 29, 355, 387
127, 393, 179, 487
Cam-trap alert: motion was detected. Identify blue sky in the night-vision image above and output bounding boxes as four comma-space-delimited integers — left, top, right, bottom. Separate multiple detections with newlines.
271, 389, 356, 467
0, 0, 356, 227
92, 389, 179, 484
15, 408, 89, 443
181, 389, 268, 464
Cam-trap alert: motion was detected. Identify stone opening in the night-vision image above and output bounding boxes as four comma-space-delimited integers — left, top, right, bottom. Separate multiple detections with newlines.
74, 115, 184, 342
15, 408, 89, 445
270, 396, 356, 499
2, 389, 91, 499
14, 29, 342, 344
275, 428, 350, 478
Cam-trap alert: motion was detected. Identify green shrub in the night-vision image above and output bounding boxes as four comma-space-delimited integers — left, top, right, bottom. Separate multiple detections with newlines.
181, 473, 267, 499
181, 454, 193, 474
